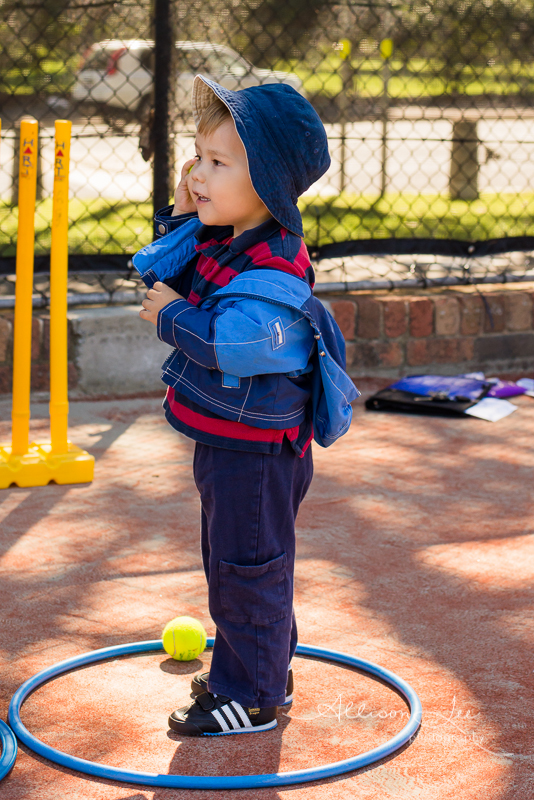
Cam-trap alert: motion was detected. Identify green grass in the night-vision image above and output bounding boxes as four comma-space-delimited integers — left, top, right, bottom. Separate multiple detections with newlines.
2, 194, 534, 256
3, 49, 534, 100
298, 68, 534, 100
0, 199, 154, 257
301, 192, 534, 246
272, 54, 534, 100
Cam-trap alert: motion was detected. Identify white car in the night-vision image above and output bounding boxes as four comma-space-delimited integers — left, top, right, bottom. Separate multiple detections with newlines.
72, 39, 304, 119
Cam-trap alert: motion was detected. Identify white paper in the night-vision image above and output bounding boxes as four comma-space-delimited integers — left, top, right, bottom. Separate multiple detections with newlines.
465, 397, 518, 422
458, 371, 486, 381
516, 378, 534, 397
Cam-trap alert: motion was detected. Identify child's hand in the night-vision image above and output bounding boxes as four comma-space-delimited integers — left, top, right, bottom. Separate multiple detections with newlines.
139, 282, 183, 325
172, 158, 198, 215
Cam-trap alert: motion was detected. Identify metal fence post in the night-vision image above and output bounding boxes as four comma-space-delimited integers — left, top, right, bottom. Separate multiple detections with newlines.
152, 0, 174, 216
379, 43, 392, 198
338, 41, 352, 195
379, 11, 395, 200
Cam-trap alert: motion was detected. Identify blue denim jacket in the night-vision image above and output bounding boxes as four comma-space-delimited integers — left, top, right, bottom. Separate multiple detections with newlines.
133, 218, 360, 446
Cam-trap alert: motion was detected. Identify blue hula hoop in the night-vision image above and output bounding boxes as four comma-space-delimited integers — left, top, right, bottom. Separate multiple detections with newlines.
0, 719, 17, 781
8, 639, 422, 789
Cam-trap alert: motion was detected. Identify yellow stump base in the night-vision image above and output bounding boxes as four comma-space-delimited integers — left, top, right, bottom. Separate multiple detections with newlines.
0, 442, 95, 488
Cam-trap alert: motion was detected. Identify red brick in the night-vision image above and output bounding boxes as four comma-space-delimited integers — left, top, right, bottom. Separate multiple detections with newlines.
34, 316, 75, 364
409, 298, 433, 337
382, 299, 407, 338
505, 292, 532, 331
344, 342, 356, 367
434, 297, 460, 336
0, 364, 11, 394
407, 337, 474, 366
67, 319, 77, 361
31, 317, 42, 361
459, 295, 483, 335
68, 362, 79, 389
0, 315, 42, 361
41, 316, 50, 361
0, 318, 12, 362
483, 294, 505, 333
26, 352, 78, 390
407, 339, 430, 366
379, 341, 404, 367
353, 340, 403, 369
474, 331, 534, 363
356, 298, 381, 339
30, 362, 48, 391
330, 300, 356, 340
457, 337, 475, 362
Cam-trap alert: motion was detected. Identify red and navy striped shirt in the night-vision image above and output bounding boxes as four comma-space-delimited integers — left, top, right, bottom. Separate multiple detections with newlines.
162, 216, 315, 456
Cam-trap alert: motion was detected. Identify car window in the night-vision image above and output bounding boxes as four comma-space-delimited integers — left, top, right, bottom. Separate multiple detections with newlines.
212, 52, 248, 76
83, 48, 111, 71
176, 50, 211, 73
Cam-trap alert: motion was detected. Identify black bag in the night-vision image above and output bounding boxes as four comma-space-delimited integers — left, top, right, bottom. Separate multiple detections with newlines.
365, 375, 491, 417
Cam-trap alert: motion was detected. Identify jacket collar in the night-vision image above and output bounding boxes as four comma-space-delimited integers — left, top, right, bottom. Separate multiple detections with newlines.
194, 217, 283, 255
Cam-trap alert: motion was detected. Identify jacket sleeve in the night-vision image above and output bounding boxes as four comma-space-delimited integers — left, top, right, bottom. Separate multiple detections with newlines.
154, 207, 200, 298
132, 212, 202, 291
156, 299, 221, 370
153, 205, 198, 239
156, 294, 315, 377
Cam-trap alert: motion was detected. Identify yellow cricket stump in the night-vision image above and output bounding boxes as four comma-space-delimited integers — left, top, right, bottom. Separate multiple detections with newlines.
0, 443, 95, 488
0, 119, 94, 489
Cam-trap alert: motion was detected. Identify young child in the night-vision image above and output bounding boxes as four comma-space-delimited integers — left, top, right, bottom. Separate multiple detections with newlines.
135, 76, 359, 736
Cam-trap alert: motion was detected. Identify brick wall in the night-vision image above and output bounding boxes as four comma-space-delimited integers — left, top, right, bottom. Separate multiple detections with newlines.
0, 313, 78, 395
327, 287, 534, 379
1, 288, 533, 397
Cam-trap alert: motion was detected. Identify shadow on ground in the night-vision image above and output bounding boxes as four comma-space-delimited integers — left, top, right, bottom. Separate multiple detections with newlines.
0, 393, 533, 799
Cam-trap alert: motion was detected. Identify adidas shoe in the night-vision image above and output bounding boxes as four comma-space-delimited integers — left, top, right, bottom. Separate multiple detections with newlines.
168, 691, 277, 736
191, 667, 294, 705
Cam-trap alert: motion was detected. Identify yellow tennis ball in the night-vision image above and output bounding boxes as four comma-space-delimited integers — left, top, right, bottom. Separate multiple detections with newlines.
162, 616, 207, 661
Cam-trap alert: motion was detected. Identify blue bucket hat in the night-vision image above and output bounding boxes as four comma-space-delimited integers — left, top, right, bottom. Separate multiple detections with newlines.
192, 76, 330, 238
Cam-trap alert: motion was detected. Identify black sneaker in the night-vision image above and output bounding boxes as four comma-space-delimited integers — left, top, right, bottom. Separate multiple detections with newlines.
168, 691, 277, 736
191, 667, 294, 705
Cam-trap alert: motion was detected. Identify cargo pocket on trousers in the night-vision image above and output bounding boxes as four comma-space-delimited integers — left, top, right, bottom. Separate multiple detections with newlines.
219, 553, 288, 625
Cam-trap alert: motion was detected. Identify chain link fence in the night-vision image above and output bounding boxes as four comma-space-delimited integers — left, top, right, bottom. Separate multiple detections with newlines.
2, 0, 534, 304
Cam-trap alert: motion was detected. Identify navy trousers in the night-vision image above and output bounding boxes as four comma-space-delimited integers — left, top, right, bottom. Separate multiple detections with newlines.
193, 438, 313, 708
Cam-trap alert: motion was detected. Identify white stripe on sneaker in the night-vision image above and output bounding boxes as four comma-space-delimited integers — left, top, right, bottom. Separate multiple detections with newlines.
211, 709, 230, 732
220, 705, 242, 730
230, 701, 253, 728
204, 718, 277, 736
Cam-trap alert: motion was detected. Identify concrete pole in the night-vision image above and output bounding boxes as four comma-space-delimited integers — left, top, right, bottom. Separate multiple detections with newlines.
450, 119, 479, 201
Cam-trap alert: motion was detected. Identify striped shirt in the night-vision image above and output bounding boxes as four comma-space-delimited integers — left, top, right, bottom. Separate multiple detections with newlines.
161, 215, 314, 455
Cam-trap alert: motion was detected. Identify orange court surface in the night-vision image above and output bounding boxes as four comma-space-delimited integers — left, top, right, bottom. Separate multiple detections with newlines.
0, 387, 533, 800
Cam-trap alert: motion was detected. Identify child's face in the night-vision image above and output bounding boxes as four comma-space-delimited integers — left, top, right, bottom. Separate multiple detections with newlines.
188, 119, 272, 238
